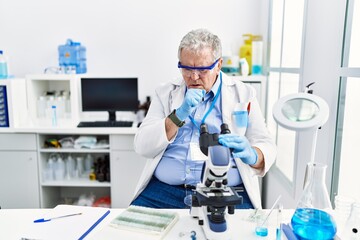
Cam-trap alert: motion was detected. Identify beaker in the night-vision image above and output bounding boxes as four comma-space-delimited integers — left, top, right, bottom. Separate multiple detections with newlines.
291, 162, 337, 240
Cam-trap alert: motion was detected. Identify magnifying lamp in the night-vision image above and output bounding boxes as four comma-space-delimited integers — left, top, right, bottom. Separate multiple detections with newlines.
272, 90, 329, 163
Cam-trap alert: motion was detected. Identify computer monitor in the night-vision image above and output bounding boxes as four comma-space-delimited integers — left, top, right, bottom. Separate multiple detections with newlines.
80, 77, 138, 121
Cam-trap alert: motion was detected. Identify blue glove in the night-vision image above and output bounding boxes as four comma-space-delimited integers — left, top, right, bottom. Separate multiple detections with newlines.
176, 89, 205, 121
218, 134, 258, 165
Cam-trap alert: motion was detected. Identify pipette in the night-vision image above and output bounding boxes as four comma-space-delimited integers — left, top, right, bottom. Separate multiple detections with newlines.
255, 195, 282, 237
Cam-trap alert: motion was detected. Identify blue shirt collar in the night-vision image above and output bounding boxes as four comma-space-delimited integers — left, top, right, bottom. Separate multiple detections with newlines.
204, 76, 221, 101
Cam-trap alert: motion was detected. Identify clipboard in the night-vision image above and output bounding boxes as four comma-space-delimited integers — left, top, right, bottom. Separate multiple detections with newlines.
21, 204, 110, 240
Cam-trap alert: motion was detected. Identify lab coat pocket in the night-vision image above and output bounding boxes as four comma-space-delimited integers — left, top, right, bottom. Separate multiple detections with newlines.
232, 102, 249, 136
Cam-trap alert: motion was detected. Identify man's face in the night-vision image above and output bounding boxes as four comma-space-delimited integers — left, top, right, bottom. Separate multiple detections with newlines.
179, 48, 222, 93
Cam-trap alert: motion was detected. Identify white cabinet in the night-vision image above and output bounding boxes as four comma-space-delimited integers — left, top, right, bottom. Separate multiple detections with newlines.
110, 134, 147, 208
37, 133, 111, 208
0, 131, 144, 209
26, 74, 80, 127
0, 133, 40, 208
34, 132, 146, 209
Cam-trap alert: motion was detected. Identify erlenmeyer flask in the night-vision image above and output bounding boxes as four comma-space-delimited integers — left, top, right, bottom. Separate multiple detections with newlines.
291, 162, 337, 240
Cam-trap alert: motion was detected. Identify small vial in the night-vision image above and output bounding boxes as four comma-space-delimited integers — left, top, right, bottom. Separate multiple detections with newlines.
51, 105, 57, 126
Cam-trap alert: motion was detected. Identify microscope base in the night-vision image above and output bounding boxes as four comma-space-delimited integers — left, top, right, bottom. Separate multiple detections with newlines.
190, 187, 243, 240
192, 206, 231, 240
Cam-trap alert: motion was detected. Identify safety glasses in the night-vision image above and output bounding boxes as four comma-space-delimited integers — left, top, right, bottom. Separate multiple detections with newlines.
178, 58, 220, 77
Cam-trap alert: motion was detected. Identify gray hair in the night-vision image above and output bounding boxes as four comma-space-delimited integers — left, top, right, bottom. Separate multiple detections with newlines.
178, 28, 222, 62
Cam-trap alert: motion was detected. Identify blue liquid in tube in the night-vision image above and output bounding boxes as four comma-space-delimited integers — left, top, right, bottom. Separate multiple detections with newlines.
255, 226, 268, 237
291, 208, 337, 240
233, 110, 248, 128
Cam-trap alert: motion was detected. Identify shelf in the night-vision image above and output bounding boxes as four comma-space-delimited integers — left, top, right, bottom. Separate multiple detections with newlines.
39, 148, 110, 153
229, 74, 266, 83
25, 74, 80, 127
41, 179, 111, 187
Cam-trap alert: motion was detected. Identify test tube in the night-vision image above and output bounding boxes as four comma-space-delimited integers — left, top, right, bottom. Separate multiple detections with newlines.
255, 195, 282, 237
51, 105, 57, 126
276, 203, 283, 240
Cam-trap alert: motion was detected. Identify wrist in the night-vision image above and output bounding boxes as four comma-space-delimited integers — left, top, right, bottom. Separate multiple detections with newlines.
168, 109, 185, 127
250, 148, 258, 165
175, 107, 188, 121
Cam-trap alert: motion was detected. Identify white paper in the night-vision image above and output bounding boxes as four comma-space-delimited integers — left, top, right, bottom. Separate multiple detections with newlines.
21, 204, 110, 240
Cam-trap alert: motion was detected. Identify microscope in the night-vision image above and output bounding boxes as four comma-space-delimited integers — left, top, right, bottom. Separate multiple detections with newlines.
190, 123, 243, 240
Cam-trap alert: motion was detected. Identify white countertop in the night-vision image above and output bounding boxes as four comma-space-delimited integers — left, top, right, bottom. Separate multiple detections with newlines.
0, 123, 139, 134
0, 207, 294, 240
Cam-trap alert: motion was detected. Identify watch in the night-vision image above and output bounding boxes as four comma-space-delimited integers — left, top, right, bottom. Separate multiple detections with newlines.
168, 109, 185, 127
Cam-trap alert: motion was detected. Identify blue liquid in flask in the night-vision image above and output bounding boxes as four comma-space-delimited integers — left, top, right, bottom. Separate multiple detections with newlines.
291, 208, 337, 240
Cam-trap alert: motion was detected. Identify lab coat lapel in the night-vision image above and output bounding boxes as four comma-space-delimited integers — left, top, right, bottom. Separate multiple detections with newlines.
169, 80, 186, 112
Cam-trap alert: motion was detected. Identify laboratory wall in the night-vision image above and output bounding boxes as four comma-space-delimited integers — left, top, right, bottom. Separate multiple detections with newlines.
0, 0, 264, 102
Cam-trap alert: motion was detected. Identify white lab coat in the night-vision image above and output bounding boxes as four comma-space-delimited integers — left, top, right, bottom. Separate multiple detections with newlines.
133, 72, 277, 209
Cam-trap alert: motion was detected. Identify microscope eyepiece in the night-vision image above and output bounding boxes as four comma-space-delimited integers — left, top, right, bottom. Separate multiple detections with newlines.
220, 123, 231, 134
200, 123, 209, 134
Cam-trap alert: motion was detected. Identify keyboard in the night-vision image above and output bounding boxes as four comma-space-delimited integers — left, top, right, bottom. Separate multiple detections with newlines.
77, 121, 133, 128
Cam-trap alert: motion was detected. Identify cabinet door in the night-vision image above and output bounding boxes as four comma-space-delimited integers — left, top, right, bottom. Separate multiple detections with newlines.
0, 151, 40, 208
110, 151, 146, 208
0, 133, 37, 150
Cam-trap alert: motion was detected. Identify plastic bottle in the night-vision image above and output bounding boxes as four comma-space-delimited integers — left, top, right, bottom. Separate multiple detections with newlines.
58, 39, 87, 74
252, 35, 263, 75
55, 95, 65, 119
61, 90, 71, 117
43, 155, 55, 181
65, 154, 76, 179
37, 96, 47, 118
239, 34, 253, 75
221, 56, 240, 75
84, 154, 94, 173
0, 50, 8, 79
46, 95, 55, 119
239, 58, 249, 76
76, 156, 84, 178
54, 155, 65, 181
